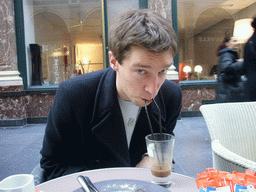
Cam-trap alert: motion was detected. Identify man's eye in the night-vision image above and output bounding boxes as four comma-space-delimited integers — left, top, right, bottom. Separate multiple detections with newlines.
160, 69, 167, 74
137, 70, 145, 74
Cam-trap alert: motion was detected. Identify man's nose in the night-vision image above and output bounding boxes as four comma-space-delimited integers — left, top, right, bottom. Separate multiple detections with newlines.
145, 77, 159, 96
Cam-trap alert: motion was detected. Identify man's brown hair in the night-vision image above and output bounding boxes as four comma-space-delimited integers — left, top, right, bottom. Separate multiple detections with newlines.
108, 9, 178, 64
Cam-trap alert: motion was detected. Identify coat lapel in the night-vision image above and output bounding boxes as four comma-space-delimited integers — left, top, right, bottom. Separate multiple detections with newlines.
90, 68, 130, 166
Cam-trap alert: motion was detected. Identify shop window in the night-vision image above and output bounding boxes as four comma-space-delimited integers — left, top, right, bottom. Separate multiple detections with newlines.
22, 0, 140, 87
23, 0, 104, 86
177, 1, 256, 82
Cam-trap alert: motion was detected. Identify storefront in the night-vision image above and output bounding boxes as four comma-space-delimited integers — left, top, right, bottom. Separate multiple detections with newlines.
1, 0, 255, 126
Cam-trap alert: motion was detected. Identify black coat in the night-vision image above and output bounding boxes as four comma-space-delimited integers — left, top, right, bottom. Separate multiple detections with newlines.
243, 31, 256, 101
40, 67, 182, 181
216, 48, 244, 102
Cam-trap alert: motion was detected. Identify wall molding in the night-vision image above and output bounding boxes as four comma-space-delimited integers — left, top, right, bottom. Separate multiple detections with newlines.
0, 118, 27, 127
0, 117, 47, 127
0, 111, 203, 127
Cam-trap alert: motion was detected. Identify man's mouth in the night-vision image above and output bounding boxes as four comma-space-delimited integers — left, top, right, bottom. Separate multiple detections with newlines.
143, 98, 153, 104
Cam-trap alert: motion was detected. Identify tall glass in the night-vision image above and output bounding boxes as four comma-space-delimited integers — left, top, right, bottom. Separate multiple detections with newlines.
145, 133, 175, 188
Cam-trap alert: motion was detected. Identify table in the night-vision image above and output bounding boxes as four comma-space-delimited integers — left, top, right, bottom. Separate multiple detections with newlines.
36, 167, 198, 192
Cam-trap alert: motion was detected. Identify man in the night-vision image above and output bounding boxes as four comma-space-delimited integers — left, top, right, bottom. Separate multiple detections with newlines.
40, 9, 182, 181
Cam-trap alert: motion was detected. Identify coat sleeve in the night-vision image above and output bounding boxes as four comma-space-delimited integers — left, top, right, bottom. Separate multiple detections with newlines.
219, 52, 243, 75
40, 82, 89, 181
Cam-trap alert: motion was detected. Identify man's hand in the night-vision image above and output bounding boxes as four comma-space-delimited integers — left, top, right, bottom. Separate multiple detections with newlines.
136, 155, 151, 168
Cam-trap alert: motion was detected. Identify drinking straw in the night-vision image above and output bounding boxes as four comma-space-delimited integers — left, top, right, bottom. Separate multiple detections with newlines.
153, 99, 163, 140
144, 100, 162, 168
144, 100, 154, 137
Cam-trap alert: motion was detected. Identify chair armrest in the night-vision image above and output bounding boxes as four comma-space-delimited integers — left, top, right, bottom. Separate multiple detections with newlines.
212, 139, 256, 172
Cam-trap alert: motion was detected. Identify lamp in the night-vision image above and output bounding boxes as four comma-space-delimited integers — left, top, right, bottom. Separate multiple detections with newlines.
83, 57, 89, 65
194, 65, 203, 80
183, 66, 191, 80
83, 57, 89, 73
233, 19, 254, 44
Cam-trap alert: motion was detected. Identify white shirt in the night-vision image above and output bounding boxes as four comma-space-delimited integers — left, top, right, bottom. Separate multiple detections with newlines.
118, 98, 141, 148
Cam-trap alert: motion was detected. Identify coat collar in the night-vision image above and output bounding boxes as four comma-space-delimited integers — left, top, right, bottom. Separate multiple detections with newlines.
91, 68, 118, 122
91, 67, 166, 123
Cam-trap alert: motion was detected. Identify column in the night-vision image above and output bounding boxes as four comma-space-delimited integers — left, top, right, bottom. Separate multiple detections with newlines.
148, 0, 179, 82
0, 0, 26, 126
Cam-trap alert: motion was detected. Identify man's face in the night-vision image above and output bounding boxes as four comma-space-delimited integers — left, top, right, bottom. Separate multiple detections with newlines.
109, 46, 173, 107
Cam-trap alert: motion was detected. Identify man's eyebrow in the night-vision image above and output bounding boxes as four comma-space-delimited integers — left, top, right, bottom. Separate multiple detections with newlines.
133, 63, 151, 68
133, 63, 173, 68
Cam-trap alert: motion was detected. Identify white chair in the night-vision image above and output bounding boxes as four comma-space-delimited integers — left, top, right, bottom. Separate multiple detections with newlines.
199, 102, 256, 173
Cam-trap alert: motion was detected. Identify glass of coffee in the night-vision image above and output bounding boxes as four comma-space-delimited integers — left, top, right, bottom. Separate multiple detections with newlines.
145, 133, 175, 188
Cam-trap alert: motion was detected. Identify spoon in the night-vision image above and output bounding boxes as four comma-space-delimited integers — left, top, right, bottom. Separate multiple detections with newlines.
77, 175, 91, 192
83, 176, 99, 192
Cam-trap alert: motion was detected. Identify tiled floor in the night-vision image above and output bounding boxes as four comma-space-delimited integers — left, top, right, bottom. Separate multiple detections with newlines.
0, 117, 212, 181
173, 117, 212, 178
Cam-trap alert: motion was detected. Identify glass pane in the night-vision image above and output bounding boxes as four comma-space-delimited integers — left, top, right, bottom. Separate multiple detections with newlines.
23, 0, 103, 86
107, 0, 139, 30
177, 0, 256, 81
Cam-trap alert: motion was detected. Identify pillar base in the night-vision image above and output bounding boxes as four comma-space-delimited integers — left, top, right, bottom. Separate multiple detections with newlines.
0, 71, 23, 86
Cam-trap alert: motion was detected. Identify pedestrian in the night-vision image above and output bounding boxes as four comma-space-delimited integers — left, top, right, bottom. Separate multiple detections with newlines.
243, 16, 256, 101
215, 35, 244, 103
40, 9, 182, 182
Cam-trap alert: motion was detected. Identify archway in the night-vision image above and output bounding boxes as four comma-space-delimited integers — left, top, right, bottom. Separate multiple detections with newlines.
194, 8, 234, 78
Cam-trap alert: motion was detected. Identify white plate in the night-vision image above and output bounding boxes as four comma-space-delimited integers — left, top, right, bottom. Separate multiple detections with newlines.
74, 179, 169, 192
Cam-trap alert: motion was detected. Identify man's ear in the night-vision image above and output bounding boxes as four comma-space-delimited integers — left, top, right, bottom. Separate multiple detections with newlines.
109, 51, 119, 71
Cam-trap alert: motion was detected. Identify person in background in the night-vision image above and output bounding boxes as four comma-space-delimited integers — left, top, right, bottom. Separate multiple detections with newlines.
243, 16, 256, 101
40, 9, 182, 182
215, 35, 244, 103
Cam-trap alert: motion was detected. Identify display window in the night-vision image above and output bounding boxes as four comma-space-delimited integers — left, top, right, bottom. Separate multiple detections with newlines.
178, 0, 256, 81
21, 0, 141, 87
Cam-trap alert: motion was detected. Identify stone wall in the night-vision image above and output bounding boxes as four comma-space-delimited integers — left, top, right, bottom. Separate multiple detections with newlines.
182, 88, 215, 111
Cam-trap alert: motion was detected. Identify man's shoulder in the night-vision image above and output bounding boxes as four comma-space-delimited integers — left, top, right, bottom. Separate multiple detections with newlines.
56, 68, 115, 100
60, 68, 113, 89
160, 80, 182, 105
162, 80, 182, 94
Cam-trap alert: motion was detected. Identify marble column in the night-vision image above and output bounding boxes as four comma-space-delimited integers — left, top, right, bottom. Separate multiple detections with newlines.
148, 0, 172, 20
0, 0, 26, 123
148, 0, 179, 83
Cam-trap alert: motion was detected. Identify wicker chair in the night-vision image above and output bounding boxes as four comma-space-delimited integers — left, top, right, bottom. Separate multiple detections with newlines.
199, 102, 256, 173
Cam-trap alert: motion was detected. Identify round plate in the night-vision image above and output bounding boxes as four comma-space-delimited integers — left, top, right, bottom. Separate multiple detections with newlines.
74, 179, 169, 192
88, 179, 169, 192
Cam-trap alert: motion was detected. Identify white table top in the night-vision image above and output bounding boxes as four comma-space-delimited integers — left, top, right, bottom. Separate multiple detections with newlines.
36, 167, 198, 192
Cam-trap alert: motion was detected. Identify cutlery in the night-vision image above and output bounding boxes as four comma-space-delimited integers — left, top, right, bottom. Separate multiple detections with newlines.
77, 175, 91, 192
83, 176, 99, 192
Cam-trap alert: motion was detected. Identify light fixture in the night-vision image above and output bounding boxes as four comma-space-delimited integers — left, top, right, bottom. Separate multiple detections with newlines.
183, 66, 191, 80
233, 19, 254, 44
194, 65, 203, 80
51, 51, 63, 57
83, 57, 89, 65
83, 57, 89, 73
183, 66, 191, 73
